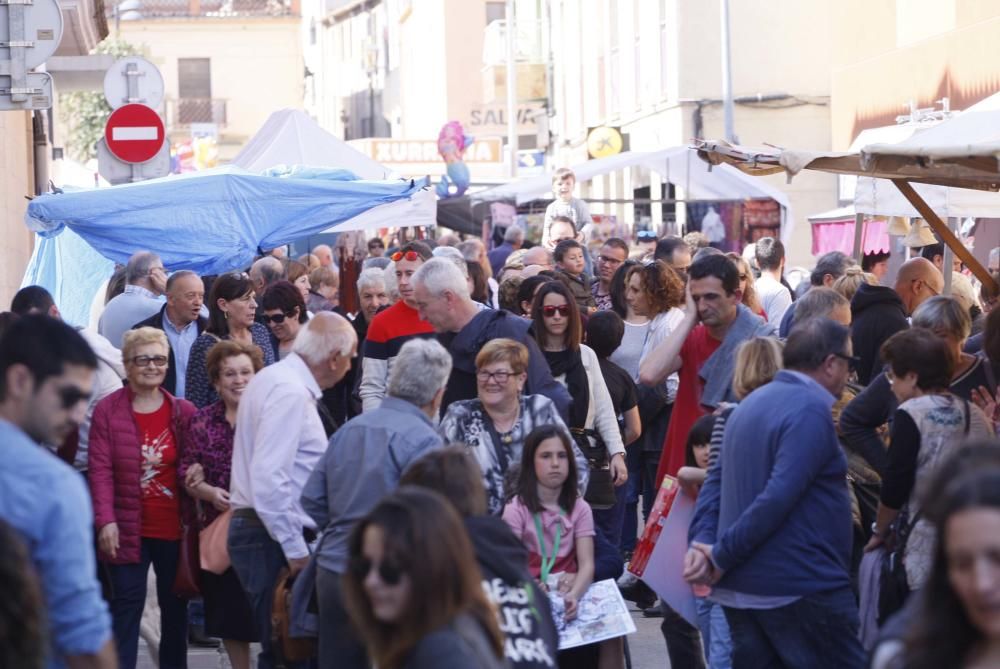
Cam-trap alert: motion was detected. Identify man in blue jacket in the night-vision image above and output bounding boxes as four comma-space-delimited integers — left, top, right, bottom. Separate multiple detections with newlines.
685, 317, 865, 669
410, 257, 571, 421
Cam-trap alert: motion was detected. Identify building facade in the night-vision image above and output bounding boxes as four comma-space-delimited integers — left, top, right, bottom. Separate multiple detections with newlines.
0, 0, 108, 306
116, 0, 303, 162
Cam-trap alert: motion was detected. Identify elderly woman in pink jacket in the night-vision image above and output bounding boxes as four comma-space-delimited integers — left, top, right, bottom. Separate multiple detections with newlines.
88, 326, 197, 669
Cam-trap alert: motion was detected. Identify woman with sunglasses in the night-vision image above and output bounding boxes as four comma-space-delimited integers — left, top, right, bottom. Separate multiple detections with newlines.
185, 271, 276, 409
439, 338, 587, 515
88, 327, 198, 669
342, 487, 505, 669
261, 280, 309, 360
531, 281, 627, 499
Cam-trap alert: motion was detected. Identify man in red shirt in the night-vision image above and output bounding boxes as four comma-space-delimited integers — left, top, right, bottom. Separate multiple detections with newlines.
639, 253, 775, 486
358, 241, 436, 411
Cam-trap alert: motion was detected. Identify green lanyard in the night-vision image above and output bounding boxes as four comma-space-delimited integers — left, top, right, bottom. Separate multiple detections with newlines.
533, 513, 562, 584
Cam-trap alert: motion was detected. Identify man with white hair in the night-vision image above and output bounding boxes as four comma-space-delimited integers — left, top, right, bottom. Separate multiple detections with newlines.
488, 225, 525, 277
313, 244, 335, 269
411, 257, 571, 419
98, 250, 168, 348
249, 256, 286, 297
228, 311, 357, 669
302, 338, 452, 668
331, 267, 390, 421
522, 245, 555, 271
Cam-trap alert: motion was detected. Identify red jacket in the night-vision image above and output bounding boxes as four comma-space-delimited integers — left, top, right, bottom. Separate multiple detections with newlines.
88, 386, 196, 564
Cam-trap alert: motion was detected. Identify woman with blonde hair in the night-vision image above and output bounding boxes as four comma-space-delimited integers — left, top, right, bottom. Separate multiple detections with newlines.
726, 252, 764, 318
833, 266, 878, 303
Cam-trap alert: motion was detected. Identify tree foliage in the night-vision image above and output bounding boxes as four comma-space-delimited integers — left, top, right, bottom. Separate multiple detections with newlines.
59, 38, 143, 161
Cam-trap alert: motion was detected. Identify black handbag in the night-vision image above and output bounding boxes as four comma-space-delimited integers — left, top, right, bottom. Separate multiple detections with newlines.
570, 427, 617, 510
877, 508, 920, 625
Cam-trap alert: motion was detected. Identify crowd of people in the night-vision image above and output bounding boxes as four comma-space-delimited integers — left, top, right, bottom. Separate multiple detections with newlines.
4, 167, 1000, 669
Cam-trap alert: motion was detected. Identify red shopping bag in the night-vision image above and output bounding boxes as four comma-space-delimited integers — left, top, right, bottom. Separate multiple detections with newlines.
628, 475, 679, 578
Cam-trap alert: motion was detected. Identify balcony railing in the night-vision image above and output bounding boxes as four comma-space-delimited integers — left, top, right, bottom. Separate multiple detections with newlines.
106, 0, 298, 20
165, 98, 227, 127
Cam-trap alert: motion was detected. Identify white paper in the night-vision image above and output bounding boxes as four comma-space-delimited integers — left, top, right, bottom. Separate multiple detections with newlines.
639, 489, 699, 626
545, 577, 637, 649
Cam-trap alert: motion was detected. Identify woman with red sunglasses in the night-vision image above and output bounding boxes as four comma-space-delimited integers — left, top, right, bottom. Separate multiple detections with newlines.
531, 282, 627, 503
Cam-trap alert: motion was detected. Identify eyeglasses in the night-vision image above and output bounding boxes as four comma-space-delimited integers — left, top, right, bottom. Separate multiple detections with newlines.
391, 250, 419, 262
131, 355, 168, 368
637, 231, 657, 241
261, 310, 296, 324
599, 255, 624, 265
58, 385, 90, 409
542, 304, 571, 317
349, 556, 404, 586
477, 369, 516, 383
551, 237, 575, 245
833, 352, 861, 368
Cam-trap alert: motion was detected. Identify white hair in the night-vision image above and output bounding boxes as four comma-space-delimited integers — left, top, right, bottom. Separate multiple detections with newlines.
383, 261, 399, 300
412, 257, 471, 300
504, 225, 525, 244
457, 239, 484, 262
386, 338, 453, 407
356, 267, 387, 293
432, 246, 470, 277
292, 312, 356, 365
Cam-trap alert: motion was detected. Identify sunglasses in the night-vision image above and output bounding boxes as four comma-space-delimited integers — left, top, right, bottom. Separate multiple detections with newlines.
131, 355, 168, 368
261, 310, 296, 325
349, 556, 405, 586
542, 304, 571, 317
391, 250, 419, 262
229, 271, 249, 280
58, 385, 90, 409
637, 231, 657, 241
833, 352, 861, 369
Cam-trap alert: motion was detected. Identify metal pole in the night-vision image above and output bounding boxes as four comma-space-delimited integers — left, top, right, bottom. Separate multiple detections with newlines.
505, 0, 518, 178
720, 0, 735, 142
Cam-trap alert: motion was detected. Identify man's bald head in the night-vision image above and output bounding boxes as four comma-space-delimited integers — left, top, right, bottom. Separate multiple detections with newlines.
523, 246, 554, 270
894, 257, 944, 315
250, 257, 285, 293
293, 311, 357, 389
313, 244, 334, 268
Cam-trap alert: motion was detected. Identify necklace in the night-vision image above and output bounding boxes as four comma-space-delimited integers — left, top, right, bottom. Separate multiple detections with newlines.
491, 403, 521, 443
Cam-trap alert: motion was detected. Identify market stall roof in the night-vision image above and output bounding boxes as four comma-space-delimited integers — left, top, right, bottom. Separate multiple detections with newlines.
807, 205, 890, 256
232, 109, 435, 232
232, 108, 394, 180
25, 166, 424, 276
473, 146, 795, 241
694, 90, 1000, 289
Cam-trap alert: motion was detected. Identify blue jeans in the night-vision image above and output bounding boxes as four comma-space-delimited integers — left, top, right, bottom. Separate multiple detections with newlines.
228, 513, 308, 669
106, 537, 188, 669
593, 482, 628, 551
316, 566, 368, 669
722, 587, 865, 669
696, 597, 732, 669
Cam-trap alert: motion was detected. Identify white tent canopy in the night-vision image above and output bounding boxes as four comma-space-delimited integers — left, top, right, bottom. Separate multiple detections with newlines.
848, 99, 1000, 219
232, 109, 434, 232
474, 147, 795, 242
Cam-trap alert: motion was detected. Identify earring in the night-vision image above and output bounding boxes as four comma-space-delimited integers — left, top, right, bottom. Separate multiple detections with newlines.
224, 311, 229, 320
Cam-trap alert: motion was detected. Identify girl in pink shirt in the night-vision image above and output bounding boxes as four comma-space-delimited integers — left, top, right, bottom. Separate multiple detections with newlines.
502, 425, 595, 620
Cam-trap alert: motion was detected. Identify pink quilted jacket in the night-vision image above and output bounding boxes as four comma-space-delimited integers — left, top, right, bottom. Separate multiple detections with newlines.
88, 386, 197, 564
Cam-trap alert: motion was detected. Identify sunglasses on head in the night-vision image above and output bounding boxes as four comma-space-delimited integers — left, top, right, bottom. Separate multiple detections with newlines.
542, 304, 571, 317
261, 310, 296, 325
58, 385, 90, 409
349, 555, 405, 586
391, 250, 420, 262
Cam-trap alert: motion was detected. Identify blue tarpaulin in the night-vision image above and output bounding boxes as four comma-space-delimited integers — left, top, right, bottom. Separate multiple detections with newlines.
22, 166, 426, 328
25, 165, 424, 276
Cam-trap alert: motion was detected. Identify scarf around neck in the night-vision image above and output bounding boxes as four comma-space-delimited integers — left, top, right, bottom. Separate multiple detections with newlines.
544, 348, 589, 430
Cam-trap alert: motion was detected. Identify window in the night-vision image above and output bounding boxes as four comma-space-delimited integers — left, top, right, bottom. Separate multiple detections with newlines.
177, 58, 213, 123
486, 1, 505, 25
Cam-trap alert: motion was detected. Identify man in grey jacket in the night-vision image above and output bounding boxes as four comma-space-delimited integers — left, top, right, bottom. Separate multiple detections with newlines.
301, 337, 452, 669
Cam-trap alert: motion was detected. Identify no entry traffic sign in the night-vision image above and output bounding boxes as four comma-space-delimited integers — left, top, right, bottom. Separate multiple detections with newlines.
104, 103, 165, 164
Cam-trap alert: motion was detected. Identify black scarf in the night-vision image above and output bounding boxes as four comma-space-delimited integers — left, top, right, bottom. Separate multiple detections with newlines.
544, 348, 590, 430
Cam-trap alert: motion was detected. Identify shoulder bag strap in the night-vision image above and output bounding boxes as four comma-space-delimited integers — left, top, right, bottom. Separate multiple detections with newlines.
964, 397, 971, 435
